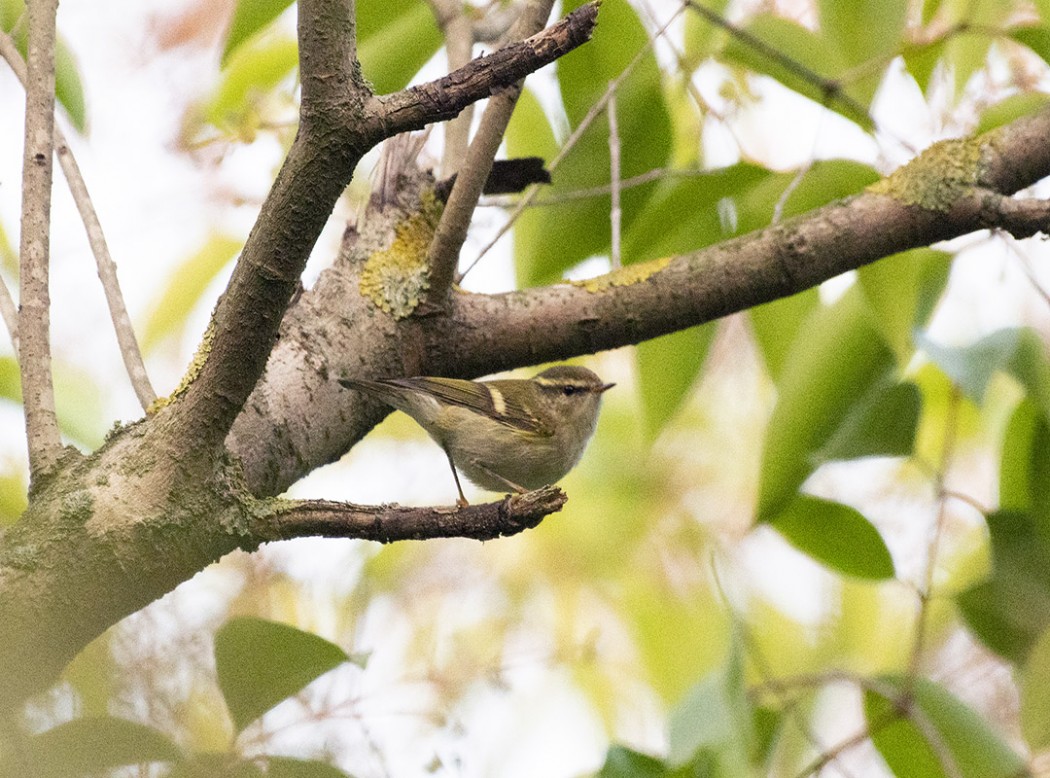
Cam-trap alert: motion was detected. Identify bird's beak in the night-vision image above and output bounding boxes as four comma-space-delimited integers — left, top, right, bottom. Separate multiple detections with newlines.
600, 383, 616, 393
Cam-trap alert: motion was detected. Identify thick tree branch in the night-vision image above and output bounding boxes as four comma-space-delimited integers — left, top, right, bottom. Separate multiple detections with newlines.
165, 0, 598, 462
252, 486, 567, 544
17, 0, 63, 477
228, 106, 1050, 497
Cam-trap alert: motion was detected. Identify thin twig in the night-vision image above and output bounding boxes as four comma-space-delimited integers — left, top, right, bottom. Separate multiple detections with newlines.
909, 387, 960, 681
683, 0, 874, 127
0, 273, 17, 352
425, 0, 555, 304
463, 3, 687, 279
252, 485, 568, 544
0, 31, 156, 409
428, 0, 474, 175
17, 0, 63, 475
607, 87, 621, 268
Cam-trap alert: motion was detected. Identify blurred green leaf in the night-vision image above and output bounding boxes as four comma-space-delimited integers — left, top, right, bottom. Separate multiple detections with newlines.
1009, 24, 1050, 67
260, 756, 350, 777
214, 617, 348, 732
0, 717, 181, 778
0, 218, 16, 276
858, 249, 952, 362
1021, 626, 1050, 750
667, 642, 752, 771
820, 0, 906, 65
510, 0, 672, 285
0, 0, 87, 132
0, 468, 27, 526
921, 327, 1050, 421
55, 36, 86, 133
222, 0, 294, 65
682, 0, 730, 69
721, 14, 874, 130
597, 746, 672, 778
865, 675, 1025, 778
767, 494, 895, 579
142, 234, 242, 352
749, 288, 820, 382
757, 287, 895, 519
204, 36, 299, 133
167, 754, 263, 778
358, 0, 441, 94
814, 380, 920, 462
0, 355, 18, 403
999, 398, 1050, 517
976, 91, 1050, 134
957, 511, 1050, 662
635, 323, 716, 438
620, 163, 773, 261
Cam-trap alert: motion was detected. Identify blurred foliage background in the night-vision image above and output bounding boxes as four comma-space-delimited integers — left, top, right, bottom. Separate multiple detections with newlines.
3, 0, 1050, 775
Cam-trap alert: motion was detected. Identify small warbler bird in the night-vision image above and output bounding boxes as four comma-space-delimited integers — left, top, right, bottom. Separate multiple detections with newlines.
338, 365, 614, 506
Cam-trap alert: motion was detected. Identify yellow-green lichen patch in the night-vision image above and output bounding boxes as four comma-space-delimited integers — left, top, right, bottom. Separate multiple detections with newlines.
359, 193, 443, 319
572, 256, 673, 293
868, 137, 987, 212
148, 321, 216, 414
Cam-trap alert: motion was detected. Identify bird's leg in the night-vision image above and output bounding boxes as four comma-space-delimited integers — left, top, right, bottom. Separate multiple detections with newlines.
443, 447, 470, 508
470, 461, 528, 495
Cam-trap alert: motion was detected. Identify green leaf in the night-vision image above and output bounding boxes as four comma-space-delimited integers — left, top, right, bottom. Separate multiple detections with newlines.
55, 36, 86, 133
620, 163, 775, 262
635, 323, 716, 438
205, 36, 299, 133
141, 234, 242, 352
865, 676, 1025, 778
749, 288, 820, 383
721, 14, 874, 129
358, 0, 442, 94
667, 643, 752, 770
260, 756, 351, 778
0, 1, 87, 132
976, 91, 1050, 134
767, 494, 895, 579
819, 0, 906, 65
1021, 627, 1050, 749
221, 0, 294, 64
921, 327, 1050, 421
597, 746, 671, 778
1, 717, 181, 778
957, 511, 1050, 662
511, 0, 673, 285
214, 617, 349, 732
858, 249, 952, 362
757, 287, 896, 518
1009, 24, 1050, 67
814, 381, 921, 463
999, 398, 1050, 516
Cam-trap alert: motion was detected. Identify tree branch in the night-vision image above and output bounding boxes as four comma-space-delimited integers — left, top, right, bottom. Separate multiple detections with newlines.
428, 0, 475, 175
17, 0, 63, 477
227, 106, 1050, 497
425, 0, 556, 304
1, 31, 157, 411
367, 2, 599, 137
252, 486, 567, 544
164, 0, 598, 462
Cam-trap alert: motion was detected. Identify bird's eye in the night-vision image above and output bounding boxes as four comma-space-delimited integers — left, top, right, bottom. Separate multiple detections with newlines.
562, 385, 578, 396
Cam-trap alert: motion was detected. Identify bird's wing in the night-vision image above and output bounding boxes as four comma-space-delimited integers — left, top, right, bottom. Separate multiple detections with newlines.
391, 377, 553, 437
